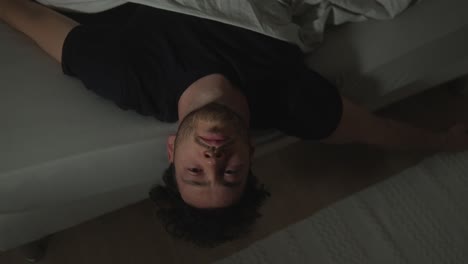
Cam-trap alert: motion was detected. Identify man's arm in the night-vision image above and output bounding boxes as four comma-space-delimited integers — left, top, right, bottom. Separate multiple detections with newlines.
321, 96, 468, 152
0, 0, 78, 63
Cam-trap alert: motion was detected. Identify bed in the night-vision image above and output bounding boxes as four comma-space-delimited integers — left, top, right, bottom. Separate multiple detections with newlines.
215, 151, 468, 264
2, 0, 468, 250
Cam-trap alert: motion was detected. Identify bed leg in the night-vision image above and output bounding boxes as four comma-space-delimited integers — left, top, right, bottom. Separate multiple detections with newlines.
18, 235, 51, 263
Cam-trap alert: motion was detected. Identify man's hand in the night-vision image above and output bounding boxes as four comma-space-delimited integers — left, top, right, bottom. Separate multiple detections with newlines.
441, 123, 468, 152
0, 0, 78, 62
321, 96, 468, 153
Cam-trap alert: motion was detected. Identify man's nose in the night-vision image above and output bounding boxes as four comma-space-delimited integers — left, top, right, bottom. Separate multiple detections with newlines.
203, 148, 224, 162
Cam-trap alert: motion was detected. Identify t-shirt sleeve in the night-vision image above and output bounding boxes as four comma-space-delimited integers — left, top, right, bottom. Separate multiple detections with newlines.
61, 25, 131, 107
276, 67, 343, 140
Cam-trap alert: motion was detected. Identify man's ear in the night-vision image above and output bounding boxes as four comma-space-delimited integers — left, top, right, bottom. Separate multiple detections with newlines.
167, 135, 176, 162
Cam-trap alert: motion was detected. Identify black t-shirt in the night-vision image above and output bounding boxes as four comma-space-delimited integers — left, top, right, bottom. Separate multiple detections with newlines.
61, 4, 342, 140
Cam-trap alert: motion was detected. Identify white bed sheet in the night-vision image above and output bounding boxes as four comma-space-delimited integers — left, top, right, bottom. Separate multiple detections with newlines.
2, 0, 468, 250
36, 0, 414, 53
216, 151, 468, 264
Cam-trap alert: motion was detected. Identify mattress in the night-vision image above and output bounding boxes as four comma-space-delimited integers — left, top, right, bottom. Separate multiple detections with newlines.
2, 0, 468, 250
215, 151, 468, 264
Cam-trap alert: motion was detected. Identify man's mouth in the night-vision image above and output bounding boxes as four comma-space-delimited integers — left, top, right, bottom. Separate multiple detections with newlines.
201, 134, 228, 140
199, 136, 230, 147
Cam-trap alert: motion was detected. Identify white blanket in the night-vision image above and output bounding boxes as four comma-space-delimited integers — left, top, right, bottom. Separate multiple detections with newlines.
36, 0, 416, 52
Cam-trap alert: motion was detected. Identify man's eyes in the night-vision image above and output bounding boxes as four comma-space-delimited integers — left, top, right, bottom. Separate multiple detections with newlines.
224, 169, 238, 175
188, 168, 201, 173
187, 167, 239, 176
188, 168, 238, 175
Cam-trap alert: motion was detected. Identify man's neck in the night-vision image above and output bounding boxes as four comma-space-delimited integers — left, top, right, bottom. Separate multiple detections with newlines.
178, 74, 250, 125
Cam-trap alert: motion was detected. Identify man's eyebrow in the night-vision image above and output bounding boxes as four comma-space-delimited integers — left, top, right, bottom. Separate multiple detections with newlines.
181, 179, 241, 188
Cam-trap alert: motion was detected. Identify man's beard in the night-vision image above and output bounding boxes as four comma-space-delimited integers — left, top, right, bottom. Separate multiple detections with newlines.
175, 103, 250, 147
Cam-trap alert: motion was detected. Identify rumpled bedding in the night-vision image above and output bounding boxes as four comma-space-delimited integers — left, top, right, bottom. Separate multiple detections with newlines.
36, 0, 417, 52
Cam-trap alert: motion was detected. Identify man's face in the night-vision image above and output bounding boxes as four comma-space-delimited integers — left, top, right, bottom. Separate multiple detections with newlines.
167, 103, 253, 209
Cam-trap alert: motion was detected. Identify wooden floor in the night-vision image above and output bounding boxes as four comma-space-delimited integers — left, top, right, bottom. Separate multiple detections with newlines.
1, 83, 467, 264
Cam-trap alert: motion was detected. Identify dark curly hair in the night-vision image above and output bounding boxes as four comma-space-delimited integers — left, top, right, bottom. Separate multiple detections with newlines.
149, 163, 270, 247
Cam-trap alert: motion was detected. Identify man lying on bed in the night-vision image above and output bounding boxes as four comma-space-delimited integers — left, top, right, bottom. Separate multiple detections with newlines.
2, 1, 468, 247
